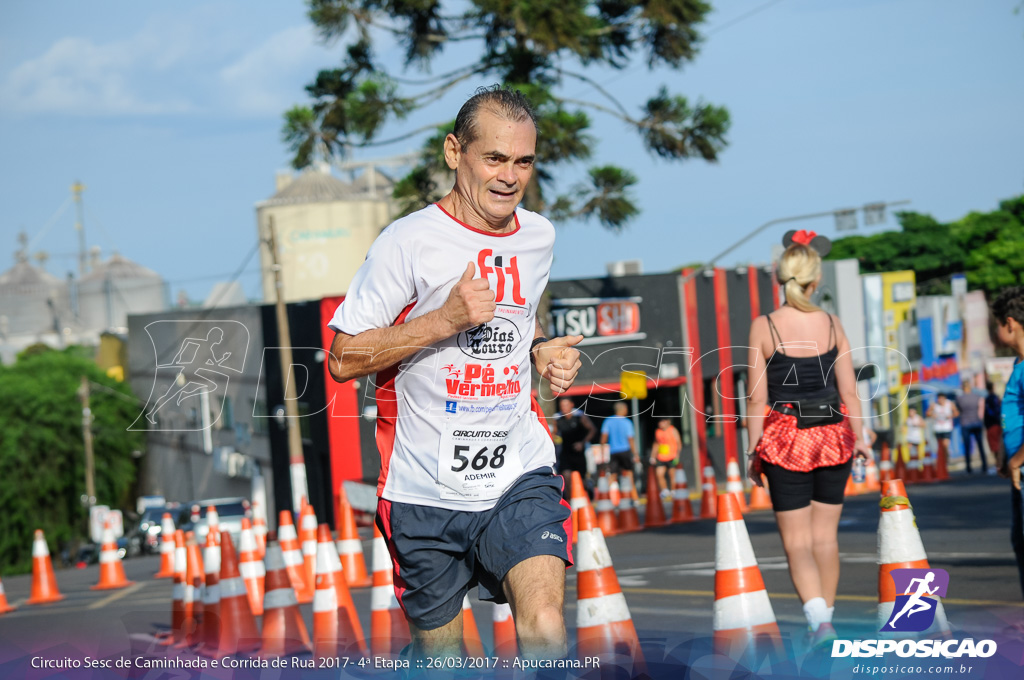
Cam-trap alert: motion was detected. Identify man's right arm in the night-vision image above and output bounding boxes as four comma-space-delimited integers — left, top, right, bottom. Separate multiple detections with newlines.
328, 261, 495, 383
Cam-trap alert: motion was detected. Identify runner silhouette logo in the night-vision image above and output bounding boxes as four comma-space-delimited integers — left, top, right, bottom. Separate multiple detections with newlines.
883, 568, 949, 632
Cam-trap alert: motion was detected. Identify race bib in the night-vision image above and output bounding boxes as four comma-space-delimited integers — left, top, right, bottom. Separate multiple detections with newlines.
437, 416, 525, 501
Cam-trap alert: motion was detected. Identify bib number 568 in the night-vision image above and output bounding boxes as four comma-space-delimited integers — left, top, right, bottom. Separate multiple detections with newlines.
452, 445, 507, 472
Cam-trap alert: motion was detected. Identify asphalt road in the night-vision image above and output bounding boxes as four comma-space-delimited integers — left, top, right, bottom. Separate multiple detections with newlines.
1, 475, 1022, 678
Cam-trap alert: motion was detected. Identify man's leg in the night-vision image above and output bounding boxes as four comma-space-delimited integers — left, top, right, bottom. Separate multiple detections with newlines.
410, 612, 463, 660
503, 555, 567, 659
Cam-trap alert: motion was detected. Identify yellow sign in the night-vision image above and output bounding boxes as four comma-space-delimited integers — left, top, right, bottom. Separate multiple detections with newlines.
620, 370, 648, 400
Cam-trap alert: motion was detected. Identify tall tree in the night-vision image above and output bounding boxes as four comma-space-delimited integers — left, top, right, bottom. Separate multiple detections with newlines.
0, 347, 142, 574
827, 196, 1024, 297
284, 0, 730, 230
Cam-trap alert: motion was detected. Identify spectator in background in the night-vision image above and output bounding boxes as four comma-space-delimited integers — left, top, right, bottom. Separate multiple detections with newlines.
600, 401, 638, 493
555, 397, 596, 499
928, 393, 958, 474
956, 379, 989, 474
985, 380, 1004, 470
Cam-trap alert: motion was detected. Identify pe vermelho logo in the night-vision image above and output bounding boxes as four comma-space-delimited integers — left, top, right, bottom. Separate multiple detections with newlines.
882, 568, 949, 633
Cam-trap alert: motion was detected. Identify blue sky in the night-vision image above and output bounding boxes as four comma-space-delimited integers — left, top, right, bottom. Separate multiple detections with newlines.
1, 0, 1022, 303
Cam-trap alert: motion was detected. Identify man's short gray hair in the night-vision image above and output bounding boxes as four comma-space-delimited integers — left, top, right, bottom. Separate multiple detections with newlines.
452, 85, 537, 148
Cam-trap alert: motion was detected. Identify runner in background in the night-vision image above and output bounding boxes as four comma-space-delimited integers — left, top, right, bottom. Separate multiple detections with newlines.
555, 397, 596, 499
928, 393, 958, 474
649, 419, 682, 501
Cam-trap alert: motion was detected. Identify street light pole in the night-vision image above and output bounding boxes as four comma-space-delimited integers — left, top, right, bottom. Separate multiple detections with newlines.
680, 199, 911, 284
264, 216, 309, 513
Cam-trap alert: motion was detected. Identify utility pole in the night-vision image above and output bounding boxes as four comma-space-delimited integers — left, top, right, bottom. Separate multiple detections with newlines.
265, 216, 309, 512
72, 181, 87, 277
80, 376, 96, 507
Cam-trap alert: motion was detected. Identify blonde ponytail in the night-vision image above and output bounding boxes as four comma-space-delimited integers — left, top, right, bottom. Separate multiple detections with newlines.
777, 244, 821, 313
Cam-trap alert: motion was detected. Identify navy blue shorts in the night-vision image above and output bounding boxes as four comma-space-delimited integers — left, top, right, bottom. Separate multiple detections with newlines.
376, 467, 573, 630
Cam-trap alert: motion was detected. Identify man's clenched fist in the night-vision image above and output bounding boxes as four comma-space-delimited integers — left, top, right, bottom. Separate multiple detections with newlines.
442, 262, 496, 333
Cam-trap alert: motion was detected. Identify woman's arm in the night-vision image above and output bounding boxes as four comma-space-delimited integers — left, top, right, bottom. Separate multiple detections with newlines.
746, 317, 770, 485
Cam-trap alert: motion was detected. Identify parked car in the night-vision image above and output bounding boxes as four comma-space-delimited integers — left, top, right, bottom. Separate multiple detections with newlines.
134, 503, 181, 554
176, 498, 250, 547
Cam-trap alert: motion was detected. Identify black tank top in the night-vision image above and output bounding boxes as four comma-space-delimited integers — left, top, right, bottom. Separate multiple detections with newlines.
765, 312, 839, 403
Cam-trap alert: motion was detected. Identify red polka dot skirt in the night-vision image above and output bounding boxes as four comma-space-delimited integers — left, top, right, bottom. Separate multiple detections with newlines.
755, 405, 856, 472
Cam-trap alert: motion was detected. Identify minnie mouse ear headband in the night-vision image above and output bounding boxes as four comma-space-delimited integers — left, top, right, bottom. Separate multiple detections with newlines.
783, 229, 832, 257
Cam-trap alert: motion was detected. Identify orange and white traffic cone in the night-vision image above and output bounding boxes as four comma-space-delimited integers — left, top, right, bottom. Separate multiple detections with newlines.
893, 444, 907, 482
312, 537, 342, 666
748, 474, 773, 512
92, 520, 134, 590
570, 471, 593, 542
700, 465, 718, 519
670, 467, 695, 522
921, 449, 937, 483
369, 523, 410, 657
205, 506, 220, 544
299, 504, 319, 602
575, 504, 645, 673
877, 480, 950, 636
253, 517, 268, 560
261, 531, 311, 658
712, 492, 782, 661
179, 532, 205, 648
25, 529, 64, 605
238, 517, 265, 616
879, 443, 894, 483
154, 513, 177, 578
161, 530, 186, 646
321, 524, 369, 657
215, 531, 261, 656
616, 472, 641, 534
725, 459, 749, 513
492, 602, 517, 659
906, 455, 921, 485
643, 465, 668, 528
197, 531, 221, 657
609, 477, 621, 509
461, 595, 486, 658
335, 487, 372, 588
594, 472, 618, 537
279, 510, 312, 604
0, 574, 17, 614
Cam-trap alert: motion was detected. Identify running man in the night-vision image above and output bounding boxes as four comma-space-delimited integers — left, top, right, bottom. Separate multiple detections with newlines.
326, 86, 583, 661
888, 572, 940, 628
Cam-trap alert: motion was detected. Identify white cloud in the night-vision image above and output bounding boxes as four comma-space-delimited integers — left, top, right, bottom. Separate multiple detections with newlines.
0, 14, 332, 118
218, 25, 333, 116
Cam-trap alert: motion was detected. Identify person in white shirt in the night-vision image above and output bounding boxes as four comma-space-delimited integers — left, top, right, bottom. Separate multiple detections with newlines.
927, 393, 959, 475
326, 86, 583, 661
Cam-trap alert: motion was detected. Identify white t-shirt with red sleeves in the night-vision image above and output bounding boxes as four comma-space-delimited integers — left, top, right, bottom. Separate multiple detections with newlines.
328, 203, 556, 511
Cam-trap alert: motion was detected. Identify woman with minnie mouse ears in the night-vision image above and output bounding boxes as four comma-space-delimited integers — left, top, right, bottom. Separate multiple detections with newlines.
745, 229, 874, 648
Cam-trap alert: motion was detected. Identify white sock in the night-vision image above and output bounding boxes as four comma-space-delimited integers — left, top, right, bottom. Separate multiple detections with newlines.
826, 606, 835, 623
803, 597, 829, 629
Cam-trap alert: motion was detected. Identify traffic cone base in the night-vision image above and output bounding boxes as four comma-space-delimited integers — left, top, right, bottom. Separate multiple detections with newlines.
0, 577, 16, 614
700, 465, 718, 518
261, 535, 311, 659
643, 465, 668, 528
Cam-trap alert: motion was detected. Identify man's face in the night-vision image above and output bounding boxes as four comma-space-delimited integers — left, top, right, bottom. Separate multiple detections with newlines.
445, 109, 536, 228
559, 399, 574, 415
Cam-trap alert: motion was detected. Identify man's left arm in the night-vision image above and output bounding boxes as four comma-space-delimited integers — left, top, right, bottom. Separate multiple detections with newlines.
531, 319, 583, 395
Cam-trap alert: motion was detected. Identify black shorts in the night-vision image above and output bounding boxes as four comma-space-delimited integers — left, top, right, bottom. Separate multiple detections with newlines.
608, 450, 633, 475
761, 458, 853, 512
935, 432, 952, 440
376, 467, 573, 630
